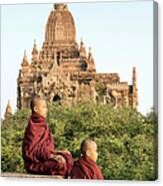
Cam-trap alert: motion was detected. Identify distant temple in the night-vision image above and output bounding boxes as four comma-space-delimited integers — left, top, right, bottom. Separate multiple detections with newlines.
17, 3, 138, 109
4, 100, 13, 119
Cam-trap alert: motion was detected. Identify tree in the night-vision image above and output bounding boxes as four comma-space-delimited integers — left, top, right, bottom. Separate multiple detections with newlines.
1, 102, 157, 180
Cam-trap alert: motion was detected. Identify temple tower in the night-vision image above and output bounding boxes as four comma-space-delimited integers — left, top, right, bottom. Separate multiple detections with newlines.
4, 100, 13, 119
132, 67, 138, 108
17, 3, 138, 110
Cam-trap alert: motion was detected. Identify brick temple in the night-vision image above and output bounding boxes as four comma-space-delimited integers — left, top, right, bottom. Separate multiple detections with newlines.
17, 3, 138, 109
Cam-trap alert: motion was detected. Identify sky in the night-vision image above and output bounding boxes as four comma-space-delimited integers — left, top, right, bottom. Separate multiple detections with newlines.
1, 0, 154, 117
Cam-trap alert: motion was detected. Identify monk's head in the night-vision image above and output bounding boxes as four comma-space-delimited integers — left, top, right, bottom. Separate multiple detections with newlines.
30, 96, 48, 118
80, 139, 98, 162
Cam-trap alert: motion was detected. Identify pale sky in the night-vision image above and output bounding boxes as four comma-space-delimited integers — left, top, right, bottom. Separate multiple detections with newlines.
1, 0, 154, 117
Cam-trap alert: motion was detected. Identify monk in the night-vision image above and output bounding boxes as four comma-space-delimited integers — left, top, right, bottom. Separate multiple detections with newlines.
70, 139, 104, 179
22, 96, 72, 177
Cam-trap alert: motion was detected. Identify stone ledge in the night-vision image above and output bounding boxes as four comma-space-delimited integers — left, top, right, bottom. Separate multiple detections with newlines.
1, 172, 64, 179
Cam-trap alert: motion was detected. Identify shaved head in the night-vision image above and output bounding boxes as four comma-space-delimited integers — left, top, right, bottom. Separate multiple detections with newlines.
30, 96, 48, 118
80, 139, 98, 161
80, 139, 96, 155
30, 96, 45, 112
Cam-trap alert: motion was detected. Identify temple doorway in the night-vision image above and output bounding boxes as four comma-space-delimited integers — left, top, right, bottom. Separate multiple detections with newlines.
53, 95, 61, 105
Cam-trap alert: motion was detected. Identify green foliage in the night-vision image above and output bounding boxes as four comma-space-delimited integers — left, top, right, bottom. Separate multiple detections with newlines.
1, 109, 30, 173
95, 82, 106, 96
1, 102, 157, 180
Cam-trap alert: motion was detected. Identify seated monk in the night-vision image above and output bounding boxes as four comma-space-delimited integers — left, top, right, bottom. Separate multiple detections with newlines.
70, 139, 104, 179
22, 96, 72, 177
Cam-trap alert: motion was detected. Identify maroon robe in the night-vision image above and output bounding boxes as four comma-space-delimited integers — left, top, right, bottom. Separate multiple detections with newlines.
22, 112, 72, 177
70, 156, 104, 179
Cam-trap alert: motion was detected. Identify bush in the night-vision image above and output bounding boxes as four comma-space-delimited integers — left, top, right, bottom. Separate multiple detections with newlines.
1, 102, 157, 180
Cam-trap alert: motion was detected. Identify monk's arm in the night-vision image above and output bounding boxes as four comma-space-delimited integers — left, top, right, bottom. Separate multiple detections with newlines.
33, 142, 54, 161
23, 123, 55, 162
32, 127, 55, 161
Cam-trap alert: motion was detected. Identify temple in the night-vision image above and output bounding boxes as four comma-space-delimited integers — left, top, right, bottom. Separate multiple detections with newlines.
17, 3, 138, 109
4, 100, 13, 119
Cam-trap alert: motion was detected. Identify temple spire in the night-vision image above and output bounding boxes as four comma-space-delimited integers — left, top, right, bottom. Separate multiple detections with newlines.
45, 3, 76, 44
87, 47, 96, 72
80, 37, 84, 46
132, 67, 138, 108
32, 39, 38, 61
4, 100, 13, 119
132, 67, 137, 87
21, 50, 29, 67
88, 47, 93, 59
34, 39, 37, 48
54, 3, 68, 11
80, 37, 86, 58
24, 50, 27, 59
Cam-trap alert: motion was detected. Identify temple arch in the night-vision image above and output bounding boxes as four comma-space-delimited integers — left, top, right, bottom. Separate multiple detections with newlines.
53, 94, 61, 105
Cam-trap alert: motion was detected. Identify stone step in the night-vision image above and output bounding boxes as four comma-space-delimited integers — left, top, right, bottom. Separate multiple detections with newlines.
1, 172, 64, 179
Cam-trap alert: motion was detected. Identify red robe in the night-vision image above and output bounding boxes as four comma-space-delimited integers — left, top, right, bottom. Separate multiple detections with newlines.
70, 156, 104, 179
22, 112, 72, 177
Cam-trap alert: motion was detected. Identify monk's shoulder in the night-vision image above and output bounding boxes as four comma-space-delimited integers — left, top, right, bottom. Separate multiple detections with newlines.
71, 160, 85, 179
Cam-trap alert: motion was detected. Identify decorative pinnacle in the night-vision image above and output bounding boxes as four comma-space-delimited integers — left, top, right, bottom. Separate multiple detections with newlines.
34, 39, 36, 46
89, 47, 92, 53
22, 49, 29, 66
54, 3, 68, 11
7, 99, 11, 107
23, 49, 28, 61
88, 47, 94, 59
5, 99, 12, 116
132, 66, 137, 86
80, 37, 84, 46
33, 39, 38, 50
24, 49, 27, 57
